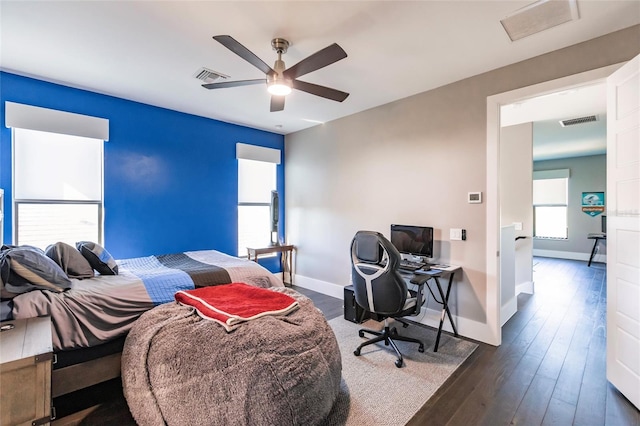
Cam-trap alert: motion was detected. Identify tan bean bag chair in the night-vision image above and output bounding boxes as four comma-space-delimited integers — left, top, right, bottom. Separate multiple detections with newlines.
122, 287, 342, 426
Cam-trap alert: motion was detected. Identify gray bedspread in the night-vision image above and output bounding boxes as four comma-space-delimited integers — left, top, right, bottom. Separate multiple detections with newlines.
11, 250, 283, 350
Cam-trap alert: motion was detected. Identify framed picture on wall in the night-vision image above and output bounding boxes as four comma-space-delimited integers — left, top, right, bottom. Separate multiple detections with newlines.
582, 191, 605, 217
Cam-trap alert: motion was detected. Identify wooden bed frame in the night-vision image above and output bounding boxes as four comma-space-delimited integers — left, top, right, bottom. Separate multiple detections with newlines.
50, 336, 127, 423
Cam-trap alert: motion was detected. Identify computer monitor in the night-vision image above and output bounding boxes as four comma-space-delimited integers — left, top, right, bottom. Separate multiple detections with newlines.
390, 224, 434, 259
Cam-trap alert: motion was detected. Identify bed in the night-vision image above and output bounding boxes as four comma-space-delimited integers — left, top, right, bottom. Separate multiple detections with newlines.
1, 248, 284, 419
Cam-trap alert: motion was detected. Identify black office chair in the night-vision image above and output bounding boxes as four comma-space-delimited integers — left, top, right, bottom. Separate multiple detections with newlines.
350, 230, 425, 368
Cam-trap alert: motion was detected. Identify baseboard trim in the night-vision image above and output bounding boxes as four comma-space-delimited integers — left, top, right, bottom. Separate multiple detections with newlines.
412, 306, 497, 346
293, 274, 345, 299
501, 297, 517, 326
533, 249, 606, 263
294, 274, 499, 346
517, 280, 534, 295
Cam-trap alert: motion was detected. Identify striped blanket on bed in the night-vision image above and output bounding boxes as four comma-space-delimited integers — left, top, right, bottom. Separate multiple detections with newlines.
119, 253, 233, 305
11, 250, 283, 350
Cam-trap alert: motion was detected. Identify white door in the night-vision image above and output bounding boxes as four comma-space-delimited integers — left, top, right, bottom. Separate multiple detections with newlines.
606, 54, 640, 410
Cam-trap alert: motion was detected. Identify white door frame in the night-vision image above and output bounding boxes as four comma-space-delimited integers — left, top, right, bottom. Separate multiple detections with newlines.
485, 63, 624, 346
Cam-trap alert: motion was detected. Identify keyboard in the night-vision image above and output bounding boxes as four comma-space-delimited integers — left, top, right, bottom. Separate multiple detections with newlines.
399, 259, 426, 271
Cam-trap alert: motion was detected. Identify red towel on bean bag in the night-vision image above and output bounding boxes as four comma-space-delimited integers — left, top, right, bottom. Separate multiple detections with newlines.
175, 283, 299, 332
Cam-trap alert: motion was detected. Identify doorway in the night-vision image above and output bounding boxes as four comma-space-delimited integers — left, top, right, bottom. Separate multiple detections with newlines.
498, 82, 608, 326
484, 63, 623, 347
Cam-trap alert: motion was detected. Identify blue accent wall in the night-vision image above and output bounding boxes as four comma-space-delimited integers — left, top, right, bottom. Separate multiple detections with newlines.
0, 72, 285, 271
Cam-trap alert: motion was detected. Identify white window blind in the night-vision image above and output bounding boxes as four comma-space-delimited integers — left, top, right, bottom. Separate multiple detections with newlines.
11, 129, 104, 249
238, 160, 276, 204
14, 129, 103, 201
7, 104, 108, 248
533, 178, 568, 206
533, 169, 569, 239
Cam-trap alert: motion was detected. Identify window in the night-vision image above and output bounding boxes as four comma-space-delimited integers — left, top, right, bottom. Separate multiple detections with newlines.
13, 129, 103, 249
236, 143, 281, 256
6, 102, 109, 249
533, 170, 569, 239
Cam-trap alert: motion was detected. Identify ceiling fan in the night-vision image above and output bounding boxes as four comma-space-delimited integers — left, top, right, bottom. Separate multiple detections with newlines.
203, 35, 349, 112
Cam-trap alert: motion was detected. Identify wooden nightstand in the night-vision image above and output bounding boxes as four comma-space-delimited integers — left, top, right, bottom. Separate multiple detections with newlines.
247, 244, 295, 286
0, 316, 53, 426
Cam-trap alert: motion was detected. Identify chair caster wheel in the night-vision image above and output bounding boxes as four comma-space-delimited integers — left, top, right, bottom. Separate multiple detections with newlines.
418, 345, 425, 353
354, 348, 361, 356
395, 359, 403, 368
358, 331, 365, 338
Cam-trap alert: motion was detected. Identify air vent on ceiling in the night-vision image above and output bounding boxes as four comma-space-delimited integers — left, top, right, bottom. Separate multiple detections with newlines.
193, 67, 229, 84
501, 0, 579, 42
559, 115, 598, 127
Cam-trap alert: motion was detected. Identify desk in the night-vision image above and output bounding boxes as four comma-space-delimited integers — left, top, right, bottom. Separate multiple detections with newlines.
401, 265, 460, 352
587, 233, 606, 267
247, 244, 294, 285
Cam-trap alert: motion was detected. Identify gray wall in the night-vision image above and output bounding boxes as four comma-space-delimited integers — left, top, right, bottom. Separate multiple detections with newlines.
534, 154, 607, 258
285, 26, 638, 342
501, 123, 534, 290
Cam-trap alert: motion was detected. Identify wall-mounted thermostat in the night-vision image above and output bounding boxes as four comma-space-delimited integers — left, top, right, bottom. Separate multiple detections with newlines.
468, 192, 482, 203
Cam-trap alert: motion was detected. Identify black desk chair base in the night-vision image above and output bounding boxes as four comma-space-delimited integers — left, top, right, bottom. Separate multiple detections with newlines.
354, 319, 424, 368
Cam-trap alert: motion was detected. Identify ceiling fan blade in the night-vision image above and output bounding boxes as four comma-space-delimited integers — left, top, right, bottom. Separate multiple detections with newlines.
283, 43, 347, 80
213, 35, 275, 76
270, 96, 285, 112
202, 79, 265, 89
292, 80, 349, 102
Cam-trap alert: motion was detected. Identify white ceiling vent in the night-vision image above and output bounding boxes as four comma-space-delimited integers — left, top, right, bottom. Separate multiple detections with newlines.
501, 0, 579, 42
193, 67, 229, 84
559, 115, 598, 127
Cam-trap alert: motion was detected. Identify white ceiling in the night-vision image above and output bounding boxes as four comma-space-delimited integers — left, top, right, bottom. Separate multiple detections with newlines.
501, 82, 608, 161
1, 1, 638, 136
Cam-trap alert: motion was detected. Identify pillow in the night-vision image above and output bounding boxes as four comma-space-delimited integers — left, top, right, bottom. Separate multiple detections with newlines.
0, 245, 72, 294
45, 242, 95, 279
76, 241, 118, 275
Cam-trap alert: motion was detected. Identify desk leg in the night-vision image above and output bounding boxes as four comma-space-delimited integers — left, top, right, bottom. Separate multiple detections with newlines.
588, 239, 599, 267
433, 275, 458, 352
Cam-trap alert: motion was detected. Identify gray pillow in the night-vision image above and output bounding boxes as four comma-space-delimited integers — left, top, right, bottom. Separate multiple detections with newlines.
76, 241, 118, 275
45, 242, 95, 279
0, 245, 72, 294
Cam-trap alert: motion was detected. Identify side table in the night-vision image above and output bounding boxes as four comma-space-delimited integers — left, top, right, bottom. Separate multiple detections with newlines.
0, 316, 53, 426
247, 244, 295, 286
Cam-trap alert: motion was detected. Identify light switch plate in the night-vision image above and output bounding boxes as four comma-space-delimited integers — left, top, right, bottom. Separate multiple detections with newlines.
450, 228, 463, 240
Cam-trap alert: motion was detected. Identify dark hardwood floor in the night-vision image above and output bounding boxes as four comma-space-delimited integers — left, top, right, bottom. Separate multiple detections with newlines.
409, 257, 639, 426
55, 258, 639, 425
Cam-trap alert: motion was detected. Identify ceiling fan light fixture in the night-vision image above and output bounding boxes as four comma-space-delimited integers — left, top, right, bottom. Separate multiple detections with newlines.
208, 35, 349, 111
267, 81, 292, 96
267, 70, 292, 96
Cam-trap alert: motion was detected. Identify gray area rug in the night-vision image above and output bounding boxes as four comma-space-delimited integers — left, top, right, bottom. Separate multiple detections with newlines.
322, 318, 478, 426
